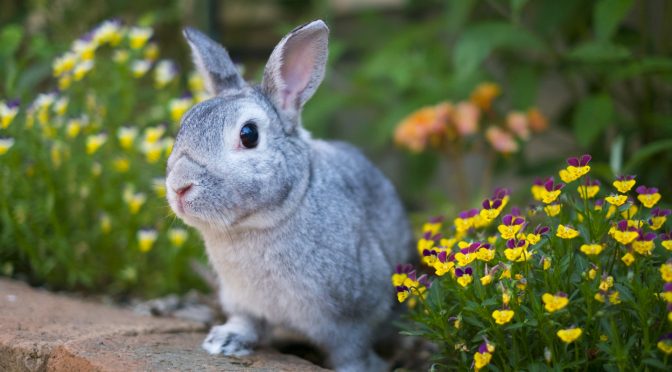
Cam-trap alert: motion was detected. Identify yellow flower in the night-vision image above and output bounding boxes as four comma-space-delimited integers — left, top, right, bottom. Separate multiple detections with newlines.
189, 71, 205, 92
93, 20, 123, 46
144, 42, 159, 61
578, 185, 600, 199
152, 178, 166, 197
657, 339, 672, 355
474, 351, 492, 371
72, 39, 97, 60
609, 291, 621, 304
476, 247, 495, 262
53, 97, 68, 116
632, 240, 654, 255
531, 183, 545, 202
542, 293, 569, 313
470, 82, 500, 111
605, 194, 628, 207
541, 189, 561, 204
599, 276, 614, 291
131, 60, 152, 78
613, 177, 636, 193
154, 60, 177, 88
557, 328, 582, 343
588, 268, 597, 279
58, 75, 72, 90
168, 228, 188, 247
492, 309, 515, 325
129, 27, 153, 49
117, 126, 138, 150
144, 125, 166, 143
457, 274, 473, 287
542, 257, 551, 270
663, 240, 672, 251
504, 247, 523, 261
544, 203, 561, 217
610, 229, 638, 245
113, 50, 130, 64
621, 252, 635, 266
86, 133, 107, 154
142, 141, 163, 163
52, 52, 77, 77
73, 60, 94, 81
480, 274, 493, 286
502, 291, 512, 305
137, 229, 158, 253
455, 252, 476, 267
65, 119, 82, 138
650, 216, 667, 230
100, 213, 111, 234
113, 157, 130, 173
0, 138, 15, 155
162, 137, 174, 156
124, 191, 146, 214
638, 193, 661, 209
580, 244, 604, 256
556, 225, 579, 239
661, 263, 672, 282
0, 101, 19, 129
433, 260, 455, 277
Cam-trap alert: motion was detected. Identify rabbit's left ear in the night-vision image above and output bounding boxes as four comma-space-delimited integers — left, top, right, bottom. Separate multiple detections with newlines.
262, 20, 329, 126
183, 27, 246, 96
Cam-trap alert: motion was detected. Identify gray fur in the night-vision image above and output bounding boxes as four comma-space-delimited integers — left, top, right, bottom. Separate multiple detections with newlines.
166, 20, 412, 372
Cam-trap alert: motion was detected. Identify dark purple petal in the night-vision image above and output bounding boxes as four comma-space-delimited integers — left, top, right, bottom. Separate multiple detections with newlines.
438, 250, 447, 263
429, 215, 444, 223
636, 185, 648, 194
503, 214, 513, 225
617, 220, 628, 231
422, 249, 432, 257
513, 217, 525, 225
517, 239, 527, 247
595, 199, 604, 207
481, 243, 491, 250
567, 157, 579, 167
482, 199, 491, 210
447, 252, 456, 262
544, 179, 555, 191
533, 178, 544, 186
7, 99, 20, 108
511, 207, 521, 216
506, 239, 516, 249
478, 342, 489, 354
455, 268, 464, 277
557, 292, 568, 298
408, 271, 417, 281
664, 283, 672, 292
423, 231, 432, 239
554, 183, 565, 191
465, 267, 473, 275
418, 274, 430, 286
643, 232, 656, 241
580, 154, 592, 166
660, 232, 672, 240
492, 199, 502, 209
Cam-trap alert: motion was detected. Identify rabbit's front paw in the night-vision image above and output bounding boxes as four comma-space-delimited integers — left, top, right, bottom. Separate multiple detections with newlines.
202, 323, 255, 356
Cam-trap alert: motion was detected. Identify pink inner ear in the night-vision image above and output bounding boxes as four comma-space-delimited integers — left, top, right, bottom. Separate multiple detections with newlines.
280, 33, 318, 109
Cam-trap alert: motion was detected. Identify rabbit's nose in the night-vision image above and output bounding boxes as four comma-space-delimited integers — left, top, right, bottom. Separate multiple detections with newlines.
175, 183, 193, 196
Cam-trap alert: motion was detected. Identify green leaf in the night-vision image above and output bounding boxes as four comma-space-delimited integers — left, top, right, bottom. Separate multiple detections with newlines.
622, 138, 672, 173
0, 25, 22, 58
594, 0, 634, 41
609, 57, 672, 81
572, 94, 615, 147
642, 358, 668, 370
511, 0, 529, 19
566, 41, 631, 63
509, 65, 538, 109
453, 21, 545, 79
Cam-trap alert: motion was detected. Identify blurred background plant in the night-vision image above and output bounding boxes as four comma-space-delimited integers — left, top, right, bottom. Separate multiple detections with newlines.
1, 0, 671, 298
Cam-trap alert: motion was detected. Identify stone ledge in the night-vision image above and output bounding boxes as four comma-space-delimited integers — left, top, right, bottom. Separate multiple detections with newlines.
0, 279, 327, 371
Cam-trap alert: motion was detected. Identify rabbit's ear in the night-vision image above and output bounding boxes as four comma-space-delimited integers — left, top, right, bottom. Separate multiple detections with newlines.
262, 20, 329, 126
183, 27, 246, 96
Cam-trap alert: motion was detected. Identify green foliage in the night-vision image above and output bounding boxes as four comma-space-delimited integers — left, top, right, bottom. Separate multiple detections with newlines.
0, 21, 207, 297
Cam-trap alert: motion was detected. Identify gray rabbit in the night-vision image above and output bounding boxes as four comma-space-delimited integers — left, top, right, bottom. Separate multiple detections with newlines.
165, 20, 412, 372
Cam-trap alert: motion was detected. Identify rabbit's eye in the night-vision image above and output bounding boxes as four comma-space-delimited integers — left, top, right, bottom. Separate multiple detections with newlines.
240, 122, 259, 149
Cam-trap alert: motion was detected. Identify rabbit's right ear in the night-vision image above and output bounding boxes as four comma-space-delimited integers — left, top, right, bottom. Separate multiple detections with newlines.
183, 27, 246, 96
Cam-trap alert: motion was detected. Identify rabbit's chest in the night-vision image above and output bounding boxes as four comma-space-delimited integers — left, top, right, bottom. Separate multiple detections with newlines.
205, 239, 312, 324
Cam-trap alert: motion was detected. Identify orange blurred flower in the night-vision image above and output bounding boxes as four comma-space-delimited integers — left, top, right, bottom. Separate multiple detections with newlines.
527, 108, 548, 133
486, 126, 519, 154
454, 102, 480, 136
394, 102, 452, 152
470, 82, 501, 111
506, 111, 530, 140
